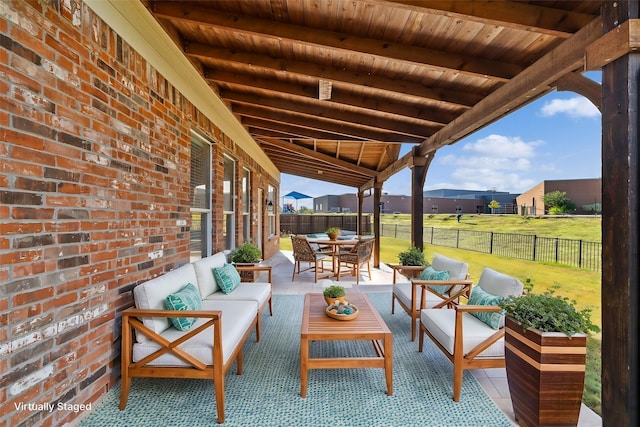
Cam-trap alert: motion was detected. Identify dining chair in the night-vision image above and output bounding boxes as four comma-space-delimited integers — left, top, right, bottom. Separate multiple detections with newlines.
335, 238, 375, 285
291, 235, 331, 283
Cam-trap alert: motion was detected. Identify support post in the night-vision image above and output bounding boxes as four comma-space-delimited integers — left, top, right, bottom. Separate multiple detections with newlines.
601, 2, 640, 426
372, 183, 381, 268
408, 150, 433, 250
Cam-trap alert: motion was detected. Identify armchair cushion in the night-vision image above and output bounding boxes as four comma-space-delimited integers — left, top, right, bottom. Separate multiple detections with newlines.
212, 264, 241, 294
467, 286, 505, 329
393, 282, 445, 310
431, 254, 469, 296
420, 266, 451, 294
165, 283, 202, 331
420, 308, 505, 358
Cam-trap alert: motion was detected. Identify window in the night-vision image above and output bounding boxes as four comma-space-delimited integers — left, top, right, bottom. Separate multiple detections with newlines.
190, 132, 211, 261
223, 155, 235, 250
242, 168, 251, 243
267, 184, 276, 236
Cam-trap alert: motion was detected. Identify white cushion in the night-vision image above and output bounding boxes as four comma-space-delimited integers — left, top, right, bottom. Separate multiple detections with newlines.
393, 282, 445, 311
204, 282, 271, 310
421, 308, 505, 358
132, 300, 258, 366
192, 252, 228, 298
431, 254, 468, 281
476, 267, 524, 298
133, 264, 199, 342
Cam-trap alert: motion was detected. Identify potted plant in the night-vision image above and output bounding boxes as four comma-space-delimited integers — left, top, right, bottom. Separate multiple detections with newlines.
326, 226, 340, 240
322, 285, 346, 306
230, 243, 262, 282
499, 290, 600, 427
396, 247, 426, 279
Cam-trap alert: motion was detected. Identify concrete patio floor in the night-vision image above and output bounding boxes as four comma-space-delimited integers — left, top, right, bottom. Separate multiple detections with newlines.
261, 251, 602, 427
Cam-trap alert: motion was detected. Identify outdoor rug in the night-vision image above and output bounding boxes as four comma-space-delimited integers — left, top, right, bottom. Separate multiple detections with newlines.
80, 292, 513, 426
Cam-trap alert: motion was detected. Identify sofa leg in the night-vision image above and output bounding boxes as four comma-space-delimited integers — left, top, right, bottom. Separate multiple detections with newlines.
214, 375, 225, 424
255, 314, 261, 342
119, 373, 130, 410
236, 347, 243, 375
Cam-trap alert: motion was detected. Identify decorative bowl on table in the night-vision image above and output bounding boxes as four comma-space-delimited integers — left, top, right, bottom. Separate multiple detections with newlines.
325, 301, 359, 320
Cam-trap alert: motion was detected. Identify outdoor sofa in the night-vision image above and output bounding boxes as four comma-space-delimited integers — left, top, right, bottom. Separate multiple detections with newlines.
119, 252, 272, 423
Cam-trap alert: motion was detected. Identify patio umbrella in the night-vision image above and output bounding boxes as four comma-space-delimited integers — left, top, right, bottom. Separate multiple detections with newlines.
283, 191, 312, 212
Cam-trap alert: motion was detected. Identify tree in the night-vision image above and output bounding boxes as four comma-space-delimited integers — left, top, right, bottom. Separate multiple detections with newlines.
543, 191, 576, 214
488, 199, 501, 213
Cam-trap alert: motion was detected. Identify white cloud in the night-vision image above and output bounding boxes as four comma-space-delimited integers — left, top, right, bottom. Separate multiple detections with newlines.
539, 97, 600, 118
434, 134, 543, 193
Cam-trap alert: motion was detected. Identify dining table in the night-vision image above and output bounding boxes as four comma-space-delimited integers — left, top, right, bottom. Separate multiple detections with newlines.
306, 236, 360, 276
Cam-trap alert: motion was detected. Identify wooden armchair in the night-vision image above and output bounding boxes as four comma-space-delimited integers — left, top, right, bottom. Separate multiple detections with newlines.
336, 238, 375, 284
391, 254, 472, 341
291, 235, 331, 283
419, 267, 524, 401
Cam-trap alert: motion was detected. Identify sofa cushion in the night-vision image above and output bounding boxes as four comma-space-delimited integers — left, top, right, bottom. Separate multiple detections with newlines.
204, 282, 271, 310
132, 300, 258, 366
467, 285, 504, 329
192, 252, 228, 298
419, 266, 451, 294
165, 283, 202, 331
393, 282, 445, 311
421, 308, 505, 358
213, 263, 242, 294
133, 263, 199, 343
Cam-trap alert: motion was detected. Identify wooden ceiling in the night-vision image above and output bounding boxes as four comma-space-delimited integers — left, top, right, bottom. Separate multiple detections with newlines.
144, 0, 604, 189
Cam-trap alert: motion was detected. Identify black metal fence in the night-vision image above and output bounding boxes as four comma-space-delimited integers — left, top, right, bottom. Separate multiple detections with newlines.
381, 224, 601, 271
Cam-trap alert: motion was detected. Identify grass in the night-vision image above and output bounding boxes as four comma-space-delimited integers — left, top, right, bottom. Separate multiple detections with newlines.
280, 214, 602, 415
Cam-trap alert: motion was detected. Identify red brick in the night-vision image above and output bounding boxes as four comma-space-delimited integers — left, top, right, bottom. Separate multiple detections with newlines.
12, 286, 54, 306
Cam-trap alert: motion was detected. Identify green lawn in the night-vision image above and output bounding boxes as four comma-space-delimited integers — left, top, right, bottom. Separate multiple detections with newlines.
280, 215, 603, 414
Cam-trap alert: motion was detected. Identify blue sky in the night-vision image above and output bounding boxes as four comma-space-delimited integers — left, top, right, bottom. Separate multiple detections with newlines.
280, 73, 602, 203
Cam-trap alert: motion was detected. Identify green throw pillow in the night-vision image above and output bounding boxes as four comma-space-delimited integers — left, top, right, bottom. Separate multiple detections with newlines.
165, 283, 202, 331
467, 286, 505, 330
419, 266, 451, 294
212, 263, 241, 294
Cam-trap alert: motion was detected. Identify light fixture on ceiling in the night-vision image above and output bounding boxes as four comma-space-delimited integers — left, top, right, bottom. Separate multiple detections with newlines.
318, 80, 332, 100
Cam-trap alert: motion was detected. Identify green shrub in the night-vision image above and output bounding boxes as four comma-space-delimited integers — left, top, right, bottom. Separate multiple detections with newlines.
397, 247, 425, 266
230, 243, 262, 263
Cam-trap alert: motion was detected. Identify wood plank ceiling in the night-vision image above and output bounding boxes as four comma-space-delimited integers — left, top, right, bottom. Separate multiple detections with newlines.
144, 0, 604, 190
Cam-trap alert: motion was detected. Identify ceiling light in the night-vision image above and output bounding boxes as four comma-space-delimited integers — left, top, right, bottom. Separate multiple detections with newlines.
318, 80, 332, 100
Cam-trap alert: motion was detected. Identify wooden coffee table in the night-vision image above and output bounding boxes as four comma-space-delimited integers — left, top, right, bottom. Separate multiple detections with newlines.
299, 292, 392, 397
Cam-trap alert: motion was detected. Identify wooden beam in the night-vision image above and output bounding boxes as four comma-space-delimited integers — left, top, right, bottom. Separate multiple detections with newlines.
189, 44, 482, 108
258, 138, 377, 177
154, 1, 521, 81
554, 72, 602, 111
207, 69, 462, 124
235, 104, 423, 143
377, 16, 604, 183
585, 19, 640, 70
221, 89, 440, 139
382, 0, 596, 38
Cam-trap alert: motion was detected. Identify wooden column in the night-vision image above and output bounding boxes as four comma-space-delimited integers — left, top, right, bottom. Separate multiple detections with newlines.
600, 2, 640, 426
356, 190, 364, 236
372, 184, 381, 268
408, 150, 432, 250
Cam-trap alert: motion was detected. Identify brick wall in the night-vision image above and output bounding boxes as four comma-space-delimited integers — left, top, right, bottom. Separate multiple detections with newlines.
0, 1, 278, 425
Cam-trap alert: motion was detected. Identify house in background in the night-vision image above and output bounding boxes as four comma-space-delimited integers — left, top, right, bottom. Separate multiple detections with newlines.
516, 178, 602, 215
313, 189, 520, 214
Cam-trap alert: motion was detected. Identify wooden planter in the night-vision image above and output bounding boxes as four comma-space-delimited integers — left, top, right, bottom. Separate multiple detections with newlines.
234, 263, 259, 282
504, 317, 587, 427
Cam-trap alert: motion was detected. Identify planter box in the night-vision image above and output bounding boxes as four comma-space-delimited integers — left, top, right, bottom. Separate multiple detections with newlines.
504, 317, 587, 427
233, 263, 259, 282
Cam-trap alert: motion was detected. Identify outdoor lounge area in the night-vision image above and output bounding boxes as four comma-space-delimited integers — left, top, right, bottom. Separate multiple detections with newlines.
74, 251, 602, 426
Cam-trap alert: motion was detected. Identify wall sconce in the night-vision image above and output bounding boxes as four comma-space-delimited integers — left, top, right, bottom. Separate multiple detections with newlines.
266, 199, 274, 212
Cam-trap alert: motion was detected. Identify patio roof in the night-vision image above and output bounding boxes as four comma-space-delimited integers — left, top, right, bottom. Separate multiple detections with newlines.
141, 0, 604, 190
